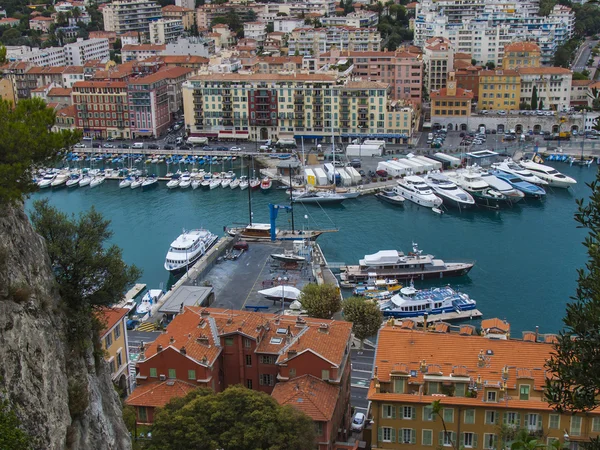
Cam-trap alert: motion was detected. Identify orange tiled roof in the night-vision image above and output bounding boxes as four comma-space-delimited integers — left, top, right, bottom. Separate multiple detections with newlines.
97, 307, 129, 337
572, 79, 593, 86
122, 44, 166, 52
56, 104, 76, 117
481, 317, 510, 332
190, 73, 337, 82
271, 374, 340, 421
48, 87, 72, 96
162, 4, 193, 12
516, 67, 571, 75
406, 2, 418, 8
431, 87, 474, 99
504, 42, 541, 53
125, 379, 197, 408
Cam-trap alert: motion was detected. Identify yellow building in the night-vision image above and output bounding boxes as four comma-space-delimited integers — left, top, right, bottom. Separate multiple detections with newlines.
430, 73, 473, 129
478, 69, 521, 111
502, 42, 541, 70
0, 77, 17, 105
162, 5, 195, 30
368, 319, 600, 450
98, 307, 132, 395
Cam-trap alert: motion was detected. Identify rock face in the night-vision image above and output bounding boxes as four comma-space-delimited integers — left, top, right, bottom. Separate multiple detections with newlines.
0, 205, 132, 450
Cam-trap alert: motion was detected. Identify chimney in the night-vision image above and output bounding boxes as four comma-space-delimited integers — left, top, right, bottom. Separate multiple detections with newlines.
477, 350, 485, 368
535, 325, 539, 342
180, 346, 186, 355
196, 335, 210, 345
423, 312, 428, 330
201, 309, 210, 317
318, 323, 329, 333
169, 336, 175, 344
157, 344, 163, 352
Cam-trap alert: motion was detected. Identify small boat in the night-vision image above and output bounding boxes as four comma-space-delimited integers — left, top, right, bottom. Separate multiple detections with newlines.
209, 178, 221, 189
258, 285, 301, 301
119, 177, 133, 189
79, 175, 92, 187
130, 177, 143, 189
230, 178, 240, 189
89, 175, 105, 188
191, 179, 201, 190
164, 228, 219, 273
179, 173, 192, 189
490, 170, 546, 199
519, 160, 577, 188
51, 172, 69, 187
250, 178, 261, 190
221, 178, 232, 188
271, 252, 306, 263
395, 176, 442, 208
239, 176, 249, 190
166, 174, 181, 189
142, 176, 158, 190
136, 289, 164, 315
260, 177, 272, 190
38, 173, 56, 188
66, 174, 82, 188
376, 190, 405, 206
432, 207, 444, 215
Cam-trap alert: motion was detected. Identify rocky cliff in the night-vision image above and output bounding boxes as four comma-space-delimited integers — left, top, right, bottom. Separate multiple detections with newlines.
0, 205, 132, 450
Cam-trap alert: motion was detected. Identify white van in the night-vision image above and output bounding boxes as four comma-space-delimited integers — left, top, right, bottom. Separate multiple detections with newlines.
259, 145, 270, 151
132, 142, 144, 149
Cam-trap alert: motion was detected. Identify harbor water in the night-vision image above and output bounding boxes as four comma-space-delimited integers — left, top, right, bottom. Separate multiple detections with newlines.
27, 162, 597, 334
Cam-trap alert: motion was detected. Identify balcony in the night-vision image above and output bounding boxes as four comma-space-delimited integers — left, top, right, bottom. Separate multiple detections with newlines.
294, 112, 304, 119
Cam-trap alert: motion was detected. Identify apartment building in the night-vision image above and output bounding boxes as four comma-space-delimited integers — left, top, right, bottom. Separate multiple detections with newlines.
182, 73, 415, 144
175, 0, 194, 10
122, 44, 166, 62
72, 80, 131, 139
164, 37, 215, 58
128, 70, 173, 137
243, 22, 267, 45
570, 79, 594, 107
0, 18, 20, 28
211, 24, 236, 49
255, 56, 303, 74
53, 105, 77, 132
502, 42, 541, 70
369, 319, 600, 450
126, 306, 353, 446
455, 66, 481, 100
98, 307, 132, 395
64, 38, 110, 66
517, 67, 572, 111
431, 73, 473, 128
287, 27, 381, 57
19, 47, 66, 67
273, 17, 305, 34
149, 19, 184, 44
478, 69, 521, 111
29, 16, 54, 32
0, 77, 17, 104
321, 11, 379, 28
195, 3, 266, 30
0, 61, 33, 99
102, 0, 162, 35
317, 48, 423, 104
89, 31, 118, 45
161, 5, 195, 30
423, 37, 454, 94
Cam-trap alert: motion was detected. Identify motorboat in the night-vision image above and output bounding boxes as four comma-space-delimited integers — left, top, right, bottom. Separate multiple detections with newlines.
379, 282, 477, 319
250, 178, 261, 190
375, 190, 405, 206
191, 179, 201, 190
353, 278, 402, 298
89, 175, 105, 188
239, 176, 249, 190
179, 173, 192, 189
130, 177, 143, 189
230, 178, 240, 189
136, 289, 164, 316
270, 251, 306, 263
492, 158, 548, 186
490, 170, 546, 198
221, 177, 232, 188
166, 174, 181, 189
339, 242, 474, 286
476, 169, 524, 203
79, 175, 92, 187
51, 172, 69, 188
424, 173, 475, 209
446, 169, 511, 208
258, 285, 301, 301
119, 177, 133, 189
38, 173, 56, 188
291, 190, 346, 204
519, 160, 577, 188
209, 178, 221, 189
66, 173, 82, 188
394, 176, 442, 208
260, 177, 272, 190
226, 222, 327, 242
164, 228, 219, 273
141, 176, 158, 190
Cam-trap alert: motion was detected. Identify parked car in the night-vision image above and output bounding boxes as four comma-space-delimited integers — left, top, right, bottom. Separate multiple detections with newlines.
359, 169, 366, 177
103, 143, 114, 148
351, 412, 366, 432
92, 143, 101, 148
217, 146, 228, 151
350, 158, 361, 168
147, 144, 159, 150
119, 144, 130, 149
230, 146, 241, 151
233, 240, 249, 251
126, 319, 140, 331
376, 169, 388, 177
82, 136, 93, 141
179, 145, 191, 150
164, 145, 174, 150
74, 143, 86, 148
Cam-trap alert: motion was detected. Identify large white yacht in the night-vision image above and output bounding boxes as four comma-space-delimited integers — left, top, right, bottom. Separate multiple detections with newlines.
519, 160, 577, 188
447, 169, 511, 208
394, 176, 442, 208
164, 229, 219, 273
424, 173, 475, 209
476, 169, 524, 203
492, 158, 548, 186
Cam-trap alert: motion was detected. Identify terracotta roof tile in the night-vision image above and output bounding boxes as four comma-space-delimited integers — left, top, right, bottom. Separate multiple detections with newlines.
271, 375, 340, 421
162, 4, 193, 12
125, 380, 197, 408
480, 317, 510, 333
517, 67, 571, 75
572, 79, 593, 86
431, 87, 474, 99
122, 44, 166, 52
48, 87, 72, 96
56, 104, 76, 117
190, 73, 337, 82
504, 42, 541, 52
97, 307, 129, 337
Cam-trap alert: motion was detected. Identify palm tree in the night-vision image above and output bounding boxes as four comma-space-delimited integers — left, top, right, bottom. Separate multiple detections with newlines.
72, 7, 81, 22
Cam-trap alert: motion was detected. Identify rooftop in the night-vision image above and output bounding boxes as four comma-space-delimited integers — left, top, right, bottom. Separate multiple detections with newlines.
48, 87, 72, 96
189, 73, 337, 83
516, 67, 571, 75
122, 44, 166, 52
504, 41, 541, 53
97, 307, 129, 337
431, 87, 474, 99
125, 379, 197, 408
271, 374, 340, 421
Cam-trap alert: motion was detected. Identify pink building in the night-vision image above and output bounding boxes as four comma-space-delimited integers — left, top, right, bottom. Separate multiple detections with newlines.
127, 71, 171, 138
318, 48, 423, 104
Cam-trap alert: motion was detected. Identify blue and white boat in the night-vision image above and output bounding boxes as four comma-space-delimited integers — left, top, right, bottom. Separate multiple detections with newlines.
490, 170, 546, 199
379, 282, 477, 318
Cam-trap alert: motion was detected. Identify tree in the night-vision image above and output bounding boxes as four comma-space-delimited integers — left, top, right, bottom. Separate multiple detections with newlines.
485, 61, 495, 70
530, 86, 538, 111
573, 71, 590, 80
113, 37, 122, 51
546, 171, 600, 418
0, 98, 79, 205
266, 22, 274, 34
71, 6, 81, 21
0, 45, 6, 64
538, 98, 544, 110
431, 400, 457, 450
0, 399, 31, 450
342, 296, 382, 346
298, 283, 341, 319
149, 386, 316, 450
30, 200, 141, 342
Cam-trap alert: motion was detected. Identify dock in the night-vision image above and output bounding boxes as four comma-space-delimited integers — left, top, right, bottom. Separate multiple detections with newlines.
389, 309, 483, 325
114, 283, 146, 308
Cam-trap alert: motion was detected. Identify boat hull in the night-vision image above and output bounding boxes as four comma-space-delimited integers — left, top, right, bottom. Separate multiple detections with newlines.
375, 192, 405, 206
434, 191, 475, 209
341, 263, 474, 285
381, 302, 477, 319
164, 234, 218, 273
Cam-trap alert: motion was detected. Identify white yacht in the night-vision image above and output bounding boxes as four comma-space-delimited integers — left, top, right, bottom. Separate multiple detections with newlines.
492, 158, 548, 186
447, 169, 512, 208
209, 178, 222, 189
394, 176, 442, 208
221, 177, 232, 188
164, 228, 219, 273
230, 178, 240, 189
239, 176, 249, 190
51, 172, 69, 187
119, 177, 133, 189
38, 173, 56, 188
130, 178, 143, 189
66, 173, 82, 188
166, 175, 181, 189
191, 179, 201, 190
89, 175, 105, 188
476, 169, 524, 203
291, 190, 346, 204
519, 160, 577, 188
78, 175, 92, 187
179, 173, 192, 189
424, 173, 475, 209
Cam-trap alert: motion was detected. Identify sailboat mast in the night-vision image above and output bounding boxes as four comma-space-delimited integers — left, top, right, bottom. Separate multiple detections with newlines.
331, 87, 336, 187
289, 166, 294, 233
248, 158, 252, 226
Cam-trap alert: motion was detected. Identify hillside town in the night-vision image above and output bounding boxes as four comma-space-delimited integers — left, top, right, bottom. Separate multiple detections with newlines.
3, 0, 600, 448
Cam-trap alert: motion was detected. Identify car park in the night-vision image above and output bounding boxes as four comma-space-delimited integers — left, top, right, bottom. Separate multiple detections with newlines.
351, 412, 366, 432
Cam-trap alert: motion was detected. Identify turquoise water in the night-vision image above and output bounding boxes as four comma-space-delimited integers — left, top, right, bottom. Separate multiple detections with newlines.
27, 162, 598, 334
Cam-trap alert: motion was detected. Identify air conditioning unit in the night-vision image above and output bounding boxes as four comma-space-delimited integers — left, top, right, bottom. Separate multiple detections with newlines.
159, 374, 166, 381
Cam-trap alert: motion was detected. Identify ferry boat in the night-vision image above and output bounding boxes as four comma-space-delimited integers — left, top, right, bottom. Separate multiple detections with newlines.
339, 243, 474, 287
164, 228, 219, 273
379, 282, 477, 319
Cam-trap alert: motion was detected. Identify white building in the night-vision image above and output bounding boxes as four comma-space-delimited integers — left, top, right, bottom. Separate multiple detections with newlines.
273, 18, 305, 34
287, 27, 381, 56
64, 38, 110, 65
102, 0, 162, 35
321, 11, 379, 28
149, 18, 184, 44
175, 0, 194, 10
18, 47, 66, 66
517, 67, 572, 111
163, 37, 215, 58
122, 44, 166, 61
243, 22, 267, 45
422, 37, 454, 93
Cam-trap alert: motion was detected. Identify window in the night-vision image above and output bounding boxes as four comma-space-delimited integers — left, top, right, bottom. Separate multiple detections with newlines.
289, 368, 296, 377
439, 431, 456, 447
393, 378, 405, 393
422, 429, 433, 446
138, 406, 148, 422
315, 422, 324, 436
504, 412, 520, 426
246, 379, 253, 389
259, 374, 274, 386
592, 417, 600, 433
105, 334, 112, 349
483, 434, 497, 450
246, 355, 252, 366
188, 370, 196, 380
109, 359, 116, 374
443, 408, 454, 423
168, 369, 176, 379
462, 432, 477, 448
401, 428, 416, 444
259, 355, 277, 364
519, 384, 530, 400
571, 416, 582, 436
321, 369, 330, 380
149, 368, 157, 378
114, 324, 121, 340
455, 383, 466, 397
465, 409, 475, 424
244, 338, 252, 348
487, 391, 497, 402
423, 405, 434, 421
485, 411, 496, 425
381, 427, 395, 443
382, 404, 396, 419
403, 406, 415, 419
117, 351, 122, 368
428, 382, 439, 394
225, 337, 234, 346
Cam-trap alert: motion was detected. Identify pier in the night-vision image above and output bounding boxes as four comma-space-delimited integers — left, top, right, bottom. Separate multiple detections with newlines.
114, 283, 146, 309
389, 309, 483, 325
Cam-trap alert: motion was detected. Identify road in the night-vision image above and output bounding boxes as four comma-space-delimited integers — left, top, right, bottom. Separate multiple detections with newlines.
572, 38, 598, 72
350, 345, 376, 413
